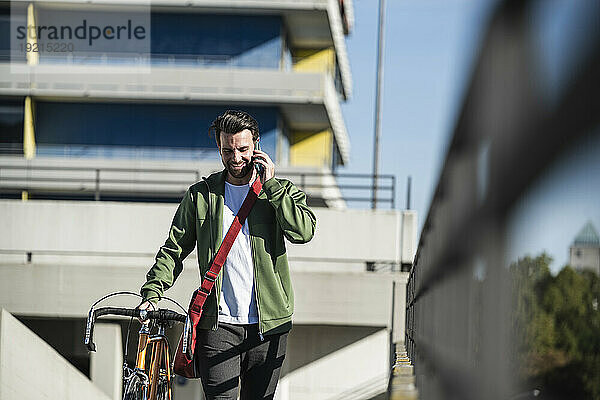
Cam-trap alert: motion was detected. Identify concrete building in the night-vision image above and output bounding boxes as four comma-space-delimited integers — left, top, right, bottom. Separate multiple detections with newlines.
0, 0, 361, 208
0, 1, 417, 399
569, 221, 600, 275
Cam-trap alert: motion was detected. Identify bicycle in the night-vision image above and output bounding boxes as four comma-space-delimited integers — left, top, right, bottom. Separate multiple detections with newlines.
84, 292, 191, 400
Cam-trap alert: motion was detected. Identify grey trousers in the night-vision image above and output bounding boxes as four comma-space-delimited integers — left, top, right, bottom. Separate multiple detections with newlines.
195, 323, 288, 400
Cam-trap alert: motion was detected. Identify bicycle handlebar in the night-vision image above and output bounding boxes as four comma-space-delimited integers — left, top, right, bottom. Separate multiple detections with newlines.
84, 307, 187, 352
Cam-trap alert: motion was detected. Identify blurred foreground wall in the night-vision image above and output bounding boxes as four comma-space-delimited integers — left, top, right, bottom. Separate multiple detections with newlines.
406, 1, 600, 399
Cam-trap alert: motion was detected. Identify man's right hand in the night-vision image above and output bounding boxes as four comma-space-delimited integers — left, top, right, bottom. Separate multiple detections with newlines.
137, 300, 155, 325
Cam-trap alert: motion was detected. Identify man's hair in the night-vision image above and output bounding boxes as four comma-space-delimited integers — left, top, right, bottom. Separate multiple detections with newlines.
210, 110, 259, 146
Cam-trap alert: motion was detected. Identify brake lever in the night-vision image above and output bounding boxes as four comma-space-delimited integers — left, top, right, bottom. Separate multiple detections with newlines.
84, 308, 96, 352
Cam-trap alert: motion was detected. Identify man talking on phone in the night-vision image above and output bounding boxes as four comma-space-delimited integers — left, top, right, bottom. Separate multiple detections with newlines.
138, 110, 316, 399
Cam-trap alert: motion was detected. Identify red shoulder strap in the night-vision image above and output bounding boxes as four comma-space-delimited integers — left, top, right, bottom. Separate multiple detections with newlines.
197, 176, 262, 301
186, 177, 263, 350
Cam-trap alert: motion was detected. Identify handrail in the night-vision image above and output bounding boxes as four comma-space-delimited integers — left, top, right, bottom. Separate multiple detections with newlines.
0, 249, 402, 272
0, 165, 200, 174
0, 164, 396, 208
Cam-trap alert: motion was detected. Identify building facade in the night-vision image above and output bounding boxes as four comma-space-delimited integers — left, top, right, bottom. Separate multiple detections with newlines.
1, 0, 355, 207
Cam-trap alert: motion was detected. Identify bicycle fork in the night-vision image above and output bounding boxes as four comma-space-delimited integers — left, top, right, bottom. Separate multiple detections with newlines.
136, 325, 173, 400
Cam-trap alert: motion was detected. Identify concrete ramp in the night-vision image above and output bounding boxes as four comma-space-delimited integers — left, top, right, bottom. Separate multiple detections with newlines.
277, 328, 389, 400
0, 308, 111, 400
325, 374, 388, 400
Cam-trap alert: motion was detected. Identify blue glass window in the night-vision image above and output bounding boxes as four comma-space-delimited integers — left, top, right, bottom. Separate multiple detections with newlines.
0, 97, 24, 155
150, 14, 282, 68
35, 102, 279, 161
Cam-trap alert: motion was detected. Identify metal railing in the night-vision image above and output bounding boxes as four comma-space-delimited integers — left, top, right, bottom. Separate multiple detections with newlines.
0, 248, 401, 273
288, 171, 396, 208
0, 50, 270, 67
0, 164, 199, 201
405, 1, 600, 399
0, 164, 396, 208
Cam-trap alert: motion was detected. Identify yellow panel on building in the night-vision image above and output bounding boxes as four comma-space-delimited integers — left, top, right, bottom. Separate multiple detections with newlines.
293, 48, 335, 75
24, 96, 36, 160
290, 130, 332, 167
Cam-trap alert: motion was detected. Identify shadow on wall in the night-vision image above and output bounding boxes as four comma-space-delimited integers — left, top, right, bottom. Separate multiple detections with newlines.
282, 324, 384, 376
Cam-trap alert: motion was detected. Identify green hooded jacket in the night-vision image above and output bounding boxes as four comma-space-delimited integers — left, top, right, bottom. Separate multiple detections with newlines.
141, 170, 316, 336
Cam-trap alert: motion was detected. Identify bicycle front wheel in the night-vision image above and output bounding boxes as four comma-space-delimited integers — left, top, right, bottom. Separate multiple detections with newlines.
123, 374, 145, 400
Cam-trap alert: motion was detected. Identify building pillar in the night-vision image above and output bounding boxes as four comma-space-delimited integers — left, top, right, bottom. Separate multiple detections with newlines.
90, 323, 123, 400
24, 96, 36, 160
26, 3, 39, 65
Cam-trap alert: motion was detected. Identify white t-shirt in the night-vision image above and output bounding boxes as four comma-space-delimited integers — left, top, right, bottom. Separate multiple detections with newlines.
218, 181, 259, 325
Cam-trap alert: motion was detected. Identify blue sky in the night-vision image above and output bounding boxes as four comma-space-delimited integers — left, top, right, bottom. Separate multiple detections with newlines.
506, 129, 600, 273
340, 0, 496, 227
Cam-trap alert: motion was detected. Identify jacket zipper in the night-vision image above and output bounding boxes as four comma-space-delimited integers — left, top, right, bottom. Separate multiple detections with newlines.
205, 179, 220, 332
213, 203, 220, 332
213, 275, 220, 331
249, 231, 264, 341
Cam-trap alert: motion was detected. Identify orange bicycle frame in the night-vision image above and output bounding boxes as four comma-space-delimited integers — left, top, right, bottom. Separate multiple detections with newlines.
135, 326, 173, 400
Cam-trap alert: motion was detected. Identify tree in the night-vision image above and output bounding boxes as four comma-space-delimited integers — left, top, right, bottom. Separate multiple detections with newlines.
510, 253, 600, 399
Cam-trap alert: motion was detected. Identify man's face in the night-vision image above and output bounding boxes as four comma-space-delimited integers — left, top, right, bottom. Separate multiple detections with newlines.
218, 129, 255, 180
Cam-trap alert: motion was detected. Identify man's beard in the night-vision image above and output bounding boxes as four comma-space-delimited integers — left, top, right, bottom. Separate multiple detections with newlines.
225, 161, 252, 179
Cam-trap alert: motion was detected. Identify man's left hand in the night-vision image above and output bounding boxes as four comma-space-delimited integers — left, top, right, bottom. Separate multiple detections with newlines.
253, 150, 275, 183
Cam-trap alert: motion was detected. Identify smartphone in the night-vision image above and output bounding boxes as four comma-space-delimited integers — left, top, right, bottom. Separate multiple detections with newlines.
253, 140, 265, 178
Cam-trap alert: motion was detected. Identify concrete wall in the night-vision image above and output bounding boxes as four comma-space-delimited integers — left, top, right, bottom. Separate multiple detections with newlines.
0, 197, 411, 332
90, 323, 123, 400
0, 199, 410, 271
172, 326, 393, 400
0, 262, 407, 333
0, 198, 414, 400
279, 326, 390, 400
401, 211, 418, 265
0, 309, 110, 400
